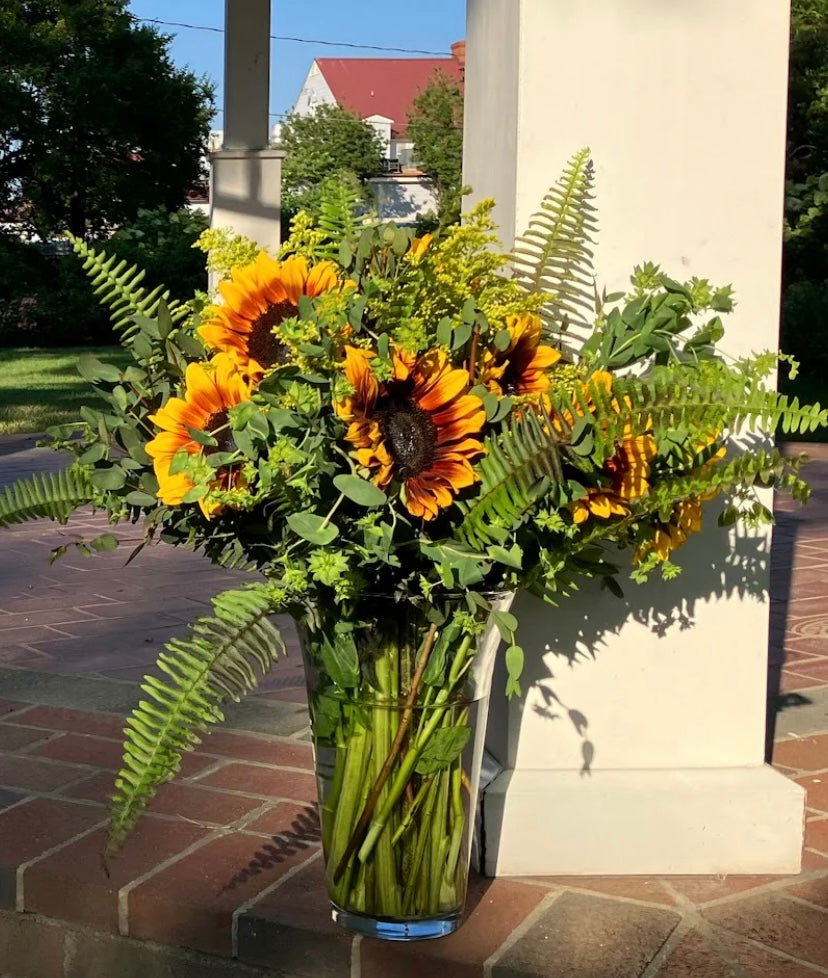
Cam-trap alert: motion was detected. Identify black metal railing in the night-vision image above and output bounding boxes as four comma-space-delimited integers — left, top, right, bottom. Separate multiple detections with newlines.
379, 158, 403, 175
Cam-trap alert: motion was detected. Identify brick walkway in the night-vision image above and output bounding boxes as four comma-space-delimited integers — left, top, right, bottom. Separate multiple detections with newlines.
0, 433, 827, 978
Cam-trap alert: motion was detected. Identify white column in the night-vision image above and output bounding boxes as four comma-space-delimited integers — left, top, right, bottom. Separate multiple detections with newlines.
211, 0, 284, 251
465, 0, 804, 876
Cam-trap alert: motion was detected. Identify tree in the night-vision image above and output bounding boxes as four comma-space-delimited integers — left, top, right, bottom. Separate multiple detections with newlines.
784, 0, 828, 286
278, 104, 385, 222
788, 0, 828, 183
408, 71, 464, 225
0, 0, 214, 240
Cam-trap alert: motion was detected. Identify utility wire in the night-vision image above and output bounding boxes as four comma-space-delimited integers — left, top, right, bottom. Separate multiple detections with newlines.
137, 17, 452, 56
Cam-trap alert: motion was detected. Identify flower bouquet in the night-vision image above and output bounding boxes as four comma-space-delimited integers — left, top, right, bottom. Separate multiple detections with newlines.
0, 148, 824, 940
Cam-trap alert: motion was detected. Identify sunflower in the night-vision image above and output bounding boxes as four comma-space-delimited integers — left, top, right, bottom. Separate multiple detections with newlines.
146, 354, 250, 517
570, 424, 658, 524
198, 253, 340, 379
336, 345, 486, 520
635, 498, 705, 563
481, 313, 561, 398
407, 233, 433, 261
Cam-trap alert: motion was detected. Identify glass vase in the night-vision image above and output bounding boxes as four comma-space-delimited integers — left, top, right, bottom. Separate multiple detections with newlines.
297, 592, 513, 941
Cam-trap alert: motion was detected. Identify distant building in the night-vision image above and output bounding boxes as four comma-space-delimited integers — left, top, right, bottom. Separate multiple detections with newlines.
289, 42, 465, 223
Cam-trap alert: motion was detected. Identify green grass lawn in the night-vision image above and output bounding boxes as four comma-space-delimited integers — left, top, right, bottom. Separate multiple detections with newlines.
0, 346, 131, 435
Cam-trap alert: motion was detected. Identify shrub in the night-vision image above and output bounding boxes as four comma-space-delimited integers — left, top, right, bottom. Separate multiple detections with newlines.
0, 206, 207, 348
780, 278, 828, 376
106, 206, 209, 303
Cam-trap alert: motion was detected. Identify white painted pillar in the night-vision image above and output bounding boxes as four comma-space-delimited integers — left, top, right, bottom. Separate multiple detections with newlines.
211, 0, 284, 251
465, 0, 804, 876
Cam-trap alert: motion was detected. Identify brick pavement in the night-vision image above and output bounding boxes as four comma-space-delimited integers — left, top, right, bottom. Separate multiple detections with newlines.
0, 434, 826, 977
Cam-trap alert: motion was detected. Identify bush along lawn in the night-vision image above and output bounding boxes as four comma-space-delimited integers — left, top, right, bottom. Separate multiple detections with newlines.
0, 346, 131, 435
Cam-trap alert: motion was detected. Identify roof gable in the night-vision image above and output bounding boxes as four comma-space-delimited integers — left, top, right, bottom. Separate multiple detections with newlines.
314, 57, 462, 138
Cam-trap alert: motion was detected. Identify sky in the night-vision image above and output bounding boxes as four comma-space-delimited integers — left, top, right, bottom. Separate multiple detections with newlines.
127, 0, 467, 131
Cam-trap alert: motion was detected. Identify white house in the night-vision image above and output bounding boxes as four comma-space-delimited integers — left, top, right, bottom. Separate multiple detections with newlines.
288, 43, 466, 223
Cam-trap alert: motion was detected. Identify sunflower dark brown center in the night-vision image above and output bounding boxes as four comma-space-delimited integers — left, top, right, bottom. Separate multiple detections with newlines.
499, 340, 534, 394
248, 299, 295, 369
377, 382, 438, 479
204, 409, 234, 455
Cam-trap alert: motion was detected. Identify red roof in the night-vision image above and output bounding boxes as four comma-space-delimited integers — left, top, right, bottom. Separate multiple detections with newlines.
315, 57, 463, 138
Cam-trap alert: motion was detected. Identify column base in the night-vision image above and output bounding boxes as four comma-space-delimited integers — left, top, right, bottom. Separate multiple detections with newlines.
481, 765, 804, 876
209, 149, 285, 252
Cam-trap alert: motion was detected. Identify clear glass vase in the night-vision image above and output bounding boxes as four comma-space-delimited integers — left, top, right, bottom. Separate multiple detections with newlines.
297, 592, 513, 941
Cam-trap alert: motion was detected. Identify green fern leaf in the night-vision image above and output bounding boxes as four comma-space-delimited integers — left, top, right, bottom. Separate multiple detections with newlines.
0, 466, 95, 527
511, 147, 598, 340
106, 582, 286, 857
544, 364, 828, 460
457, 410, 566, 547
68, 235, 189, 342
317, 176, 364, 262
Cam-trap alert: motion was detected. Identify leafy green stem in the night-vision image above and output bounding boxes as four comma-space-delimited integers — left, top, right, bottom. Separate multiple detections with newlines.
332, 622, 439, 884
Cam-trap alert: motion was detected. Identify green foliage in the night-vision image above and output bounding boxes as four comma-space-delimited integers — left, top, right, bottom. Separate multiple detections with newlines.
788, 0, 828, 185
407, 70, 465, 225
457, 410, 566, 548
781, 279, 828, 376
107, 583, 286, 856
0, 234, 112, 347
0, 0, 214, 240
510, 147, 598, 341
316, 176, 366, 263
278, 105, 384, 226
583, 264, 733, 370
0, 465, 94, 526
106, 207, 208, 303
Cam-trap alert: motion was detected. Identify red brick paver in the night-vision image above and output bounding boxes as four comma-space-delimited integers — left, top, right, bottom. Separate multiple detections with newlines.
127, 831, 318, 955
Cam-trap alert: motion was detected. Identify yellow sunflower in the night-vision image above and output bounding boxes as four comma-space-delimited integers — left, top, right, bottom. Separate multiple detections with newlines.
145, 354, 250, 517
407, 233, 433, 261
636, 498, 705, 563
570, 424, 658, 524
336, 345, 486, 520
198, 252, 340, 379
481, 313, 561, 398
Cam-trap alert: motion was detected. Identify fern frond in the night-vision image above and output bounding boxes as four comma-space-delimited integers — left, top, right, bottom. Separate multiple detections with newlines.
546, 364, 828, 463
0, 466, 95, 527
457, 410, 566, 547
317, 177, 364, 261
68, 235, 189, 342
107, 583, 286, 856
511, 147, 598, 340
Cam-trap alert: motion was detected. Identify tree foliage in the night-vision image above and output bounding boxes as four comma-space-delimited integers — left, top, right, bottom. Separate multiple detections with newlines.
0, 0, 214, 240
783, 0, 828, 371
278, 104, 385, 223
407, 71, 464, 225
788, 0, 828, 184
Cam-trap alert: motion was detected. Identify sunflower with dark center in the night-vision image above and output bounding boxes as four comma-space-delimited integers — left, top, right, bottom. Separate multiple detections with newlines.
336, 345, 486, 520
481, 312, 561, 398
145, 354, 251, 518
198, 252, 340, 381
